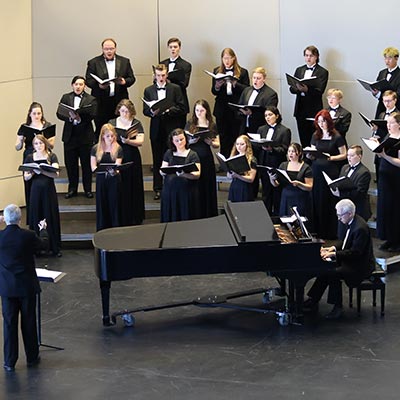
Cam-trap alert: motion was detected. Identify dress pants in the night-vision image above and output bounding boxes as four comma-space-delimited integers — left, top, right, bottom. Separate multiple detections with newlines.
64, 144, 92, 193
150, 125, 169, 192
2, 295, 39, 367
296, 117, 315, 148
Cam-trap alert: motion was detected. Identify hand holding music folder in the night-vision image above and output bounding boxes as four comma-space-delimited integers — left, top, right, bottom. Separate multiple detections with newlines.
184, 129, 214, 142
358, 112, 387, 129
19, 163, 59, 177
89, 73, 119, 85
361, 136, 400, 153
115, 126, 138, 140
228, 103, 265, 113
95, 162, 133, 173
322, 171, 355, 191
216, 152, 250, 174
303, 146, 330, 159
285, 73, 319, 89
19, 124, 56, 139
167, 69, 185, 83
247, 133, 277, 146
160, 162, 198, 175
203, 70, 239, 80
56, 102, 92, 119
357, 78, 387, 93
141, 97, 173, 115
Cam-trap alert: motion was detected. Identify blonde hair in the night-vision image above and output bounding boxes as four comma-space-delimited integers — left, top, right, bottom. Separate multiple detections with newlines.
252, 67, 266, 79
95, 124, 120, 162
230, 134, 254, 164
383, 47, 399, 58
327, 88, 343, 100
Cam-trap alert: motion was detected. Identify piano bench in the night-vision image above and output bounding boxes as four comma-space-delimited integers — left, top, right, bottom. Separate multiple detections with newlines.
348, 270, 386, 316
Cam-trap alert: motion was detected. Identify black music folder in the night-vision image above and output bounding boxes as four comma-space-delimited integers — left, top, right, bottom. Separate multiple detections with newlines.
203, 70, 239, 80
89, 73, 119, 85
228, 103, 265, 113
184, 129, 214, 141
285, 73, 319, 88
361, 136, 400, 153
359, 112, 387, 129
141, 97, 173, 114
322, 171, 355, 191
357, 78, 387, 92
19, 124, 56, 139
56, 102, 92, 119
19, 162, 59, 174
303, 147, 330, 159
115, 127, 138, 140
95, 162, 133, 173
216, 152, 250, 174
160, 162, 198, 175
167, 69, 185, 83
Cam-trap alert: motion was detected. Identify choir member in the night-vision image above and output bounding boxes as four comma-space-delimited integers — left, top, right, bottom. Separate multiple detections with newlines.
308, 110, 346, 239
257, 106, 291, 215
185, 99, 220, 218
227, 135, 257, 202
90, 124, 123, 231
211, 48, 249, 157
326, 88, 352, 141
23, 135, 61, 257
160, 128, 201, 222
289, 45, 329, 147
109, 99, 145, 226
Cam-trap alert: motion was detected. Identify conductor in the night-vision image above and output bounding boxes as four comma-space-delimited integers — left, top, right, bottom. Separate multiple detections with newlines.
0, 205, 48, 371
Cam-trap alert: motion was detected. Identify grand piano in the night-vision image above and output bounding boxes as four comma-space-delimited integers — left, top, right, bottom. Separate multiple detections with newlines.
93, 201, 328, 326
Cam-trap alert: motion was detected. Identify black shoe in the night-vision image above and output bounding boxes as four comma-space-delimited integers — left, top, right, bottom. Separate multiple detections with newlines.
303, 298, 319, 313
153, 191, 161, 200
324, 305, 343, 320
379, 241, 392, 251
52, 251, 62, 258
3, 365, 15, 372
27, 356, 41, 367
65, 191, 77, 199
85, 191, 94, 199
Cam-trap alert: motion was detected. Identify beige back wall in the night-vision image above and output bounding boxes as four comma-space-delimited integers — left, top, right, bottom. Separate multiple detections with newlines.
2, 0, 400, 208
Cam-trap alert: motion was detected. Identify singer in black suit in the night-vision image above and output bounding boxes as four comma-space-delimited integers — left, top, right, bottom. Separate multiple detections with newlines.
211, 48, 249, 156
143, 64, 185, 199
57, 76, 97, 199
160, 37, 192, 128
304, 199, 375, 319
289, 45, 329, 147
0, 205, 48, 371
326, 88, 352, 141
330, 145, 372, 222
237, 67, 278, 134
257, 107, 291, 215
371, 47, 400, 117
85, 38, 136, 138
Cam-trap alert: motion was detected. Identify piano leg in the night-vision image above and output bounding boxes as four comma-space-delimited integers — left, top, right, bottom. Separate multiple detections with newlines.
100, 280, 115, 326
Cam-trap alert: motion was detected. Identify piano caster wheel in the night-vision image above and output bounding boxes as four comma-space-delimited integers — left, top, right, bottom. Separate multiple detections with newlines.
278, 313, 290, 326
102, 315, 116, 327
121, 313, 135, 327
262, 291, 273, 304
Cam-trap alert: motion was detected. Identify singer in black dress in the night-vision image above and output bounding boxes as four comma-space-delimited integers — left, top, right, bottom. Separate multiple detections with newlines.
91, 124, 123, 231
160, 129, 201, 222
109, 99, 145, 226
23, 135, 61, 257
227, 135, 257, 202
185, 99, 220, 218
308, 110, 346, 239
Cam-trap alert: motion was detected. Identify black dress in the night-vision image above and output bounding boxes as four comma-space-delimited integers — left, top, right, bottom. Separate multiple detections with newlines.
161, 149, 200, 222
278, 161, 313, 221
228, 156, 257, 202
109, 118, 145, 226
24, 153, 61, 255
377, 146, 400, 244
186, 122, 218, 218
310, 133, 346, 239
17, 122, 55, 223
91, 146, 123, 231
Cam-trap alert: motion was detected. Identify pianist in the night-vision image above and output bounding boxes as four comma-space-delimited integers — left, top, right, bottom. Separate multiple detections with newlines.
303, 199, 375, 319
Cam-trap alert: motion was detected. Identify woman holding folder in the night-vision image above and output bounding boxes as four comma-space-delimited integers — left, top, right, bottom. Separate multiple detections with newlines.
160, 128, 201, 222
269, 143, 313, 221
227, 135, 257, 202
308, 110, 346, 239
185, 99, 219, 218
23, 134, 61, 257
109, 99, 145, 226
375, 113, 400, 252
90, 124, 123, 231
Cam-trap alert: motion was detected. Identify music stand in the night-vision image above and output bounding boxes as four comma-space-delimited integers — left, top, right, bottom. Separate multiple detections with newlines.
36, 268, 66, 350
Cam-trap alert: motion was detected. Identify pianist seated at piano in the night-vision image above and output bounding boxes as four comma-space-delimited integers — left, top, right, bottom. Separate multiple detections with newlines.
303, 199, 375, 320
227, 135, 257, 202
160, 128, 201, 222
90, 124, 123, 231
268, 142, 313, 222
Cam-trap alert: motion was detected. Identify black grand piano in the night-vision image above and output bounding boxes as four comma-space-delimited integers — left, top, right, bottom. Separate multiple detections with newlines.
93, 201, 328, 327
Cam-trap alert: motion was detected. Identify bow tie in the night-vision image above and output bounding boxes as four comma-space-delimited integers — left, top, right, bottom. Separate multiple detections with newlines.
306, 67, 314, 71
74, 94, 83, 98
157, 87, 166, 91
225, 68, 233, 72
253, 88, 261, 93
350, 165, 357, 170
330, 107, 338, 112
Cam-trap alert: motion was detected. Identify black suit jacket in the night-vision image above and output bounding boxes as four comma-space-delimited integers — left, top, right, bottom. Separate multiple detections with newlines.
160, 56, 192, 113
290, 64, 329, 118
0, 225, 48, 297
328, 105, 351, 139
257, 123, 291, 167
212, 67, 250, 119
238, 84, 278, 134
56, 91, 97, 145
85, 54, 136, 100
375, 67, 400, 117
339, 163, 372, 221
143, 82, 185, 140
335, 215, 375, 284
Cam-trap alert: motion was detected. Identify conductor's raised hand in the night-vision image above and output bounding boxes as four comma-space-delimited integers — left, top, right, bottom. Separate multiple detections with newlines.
38, 218, 47, 230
